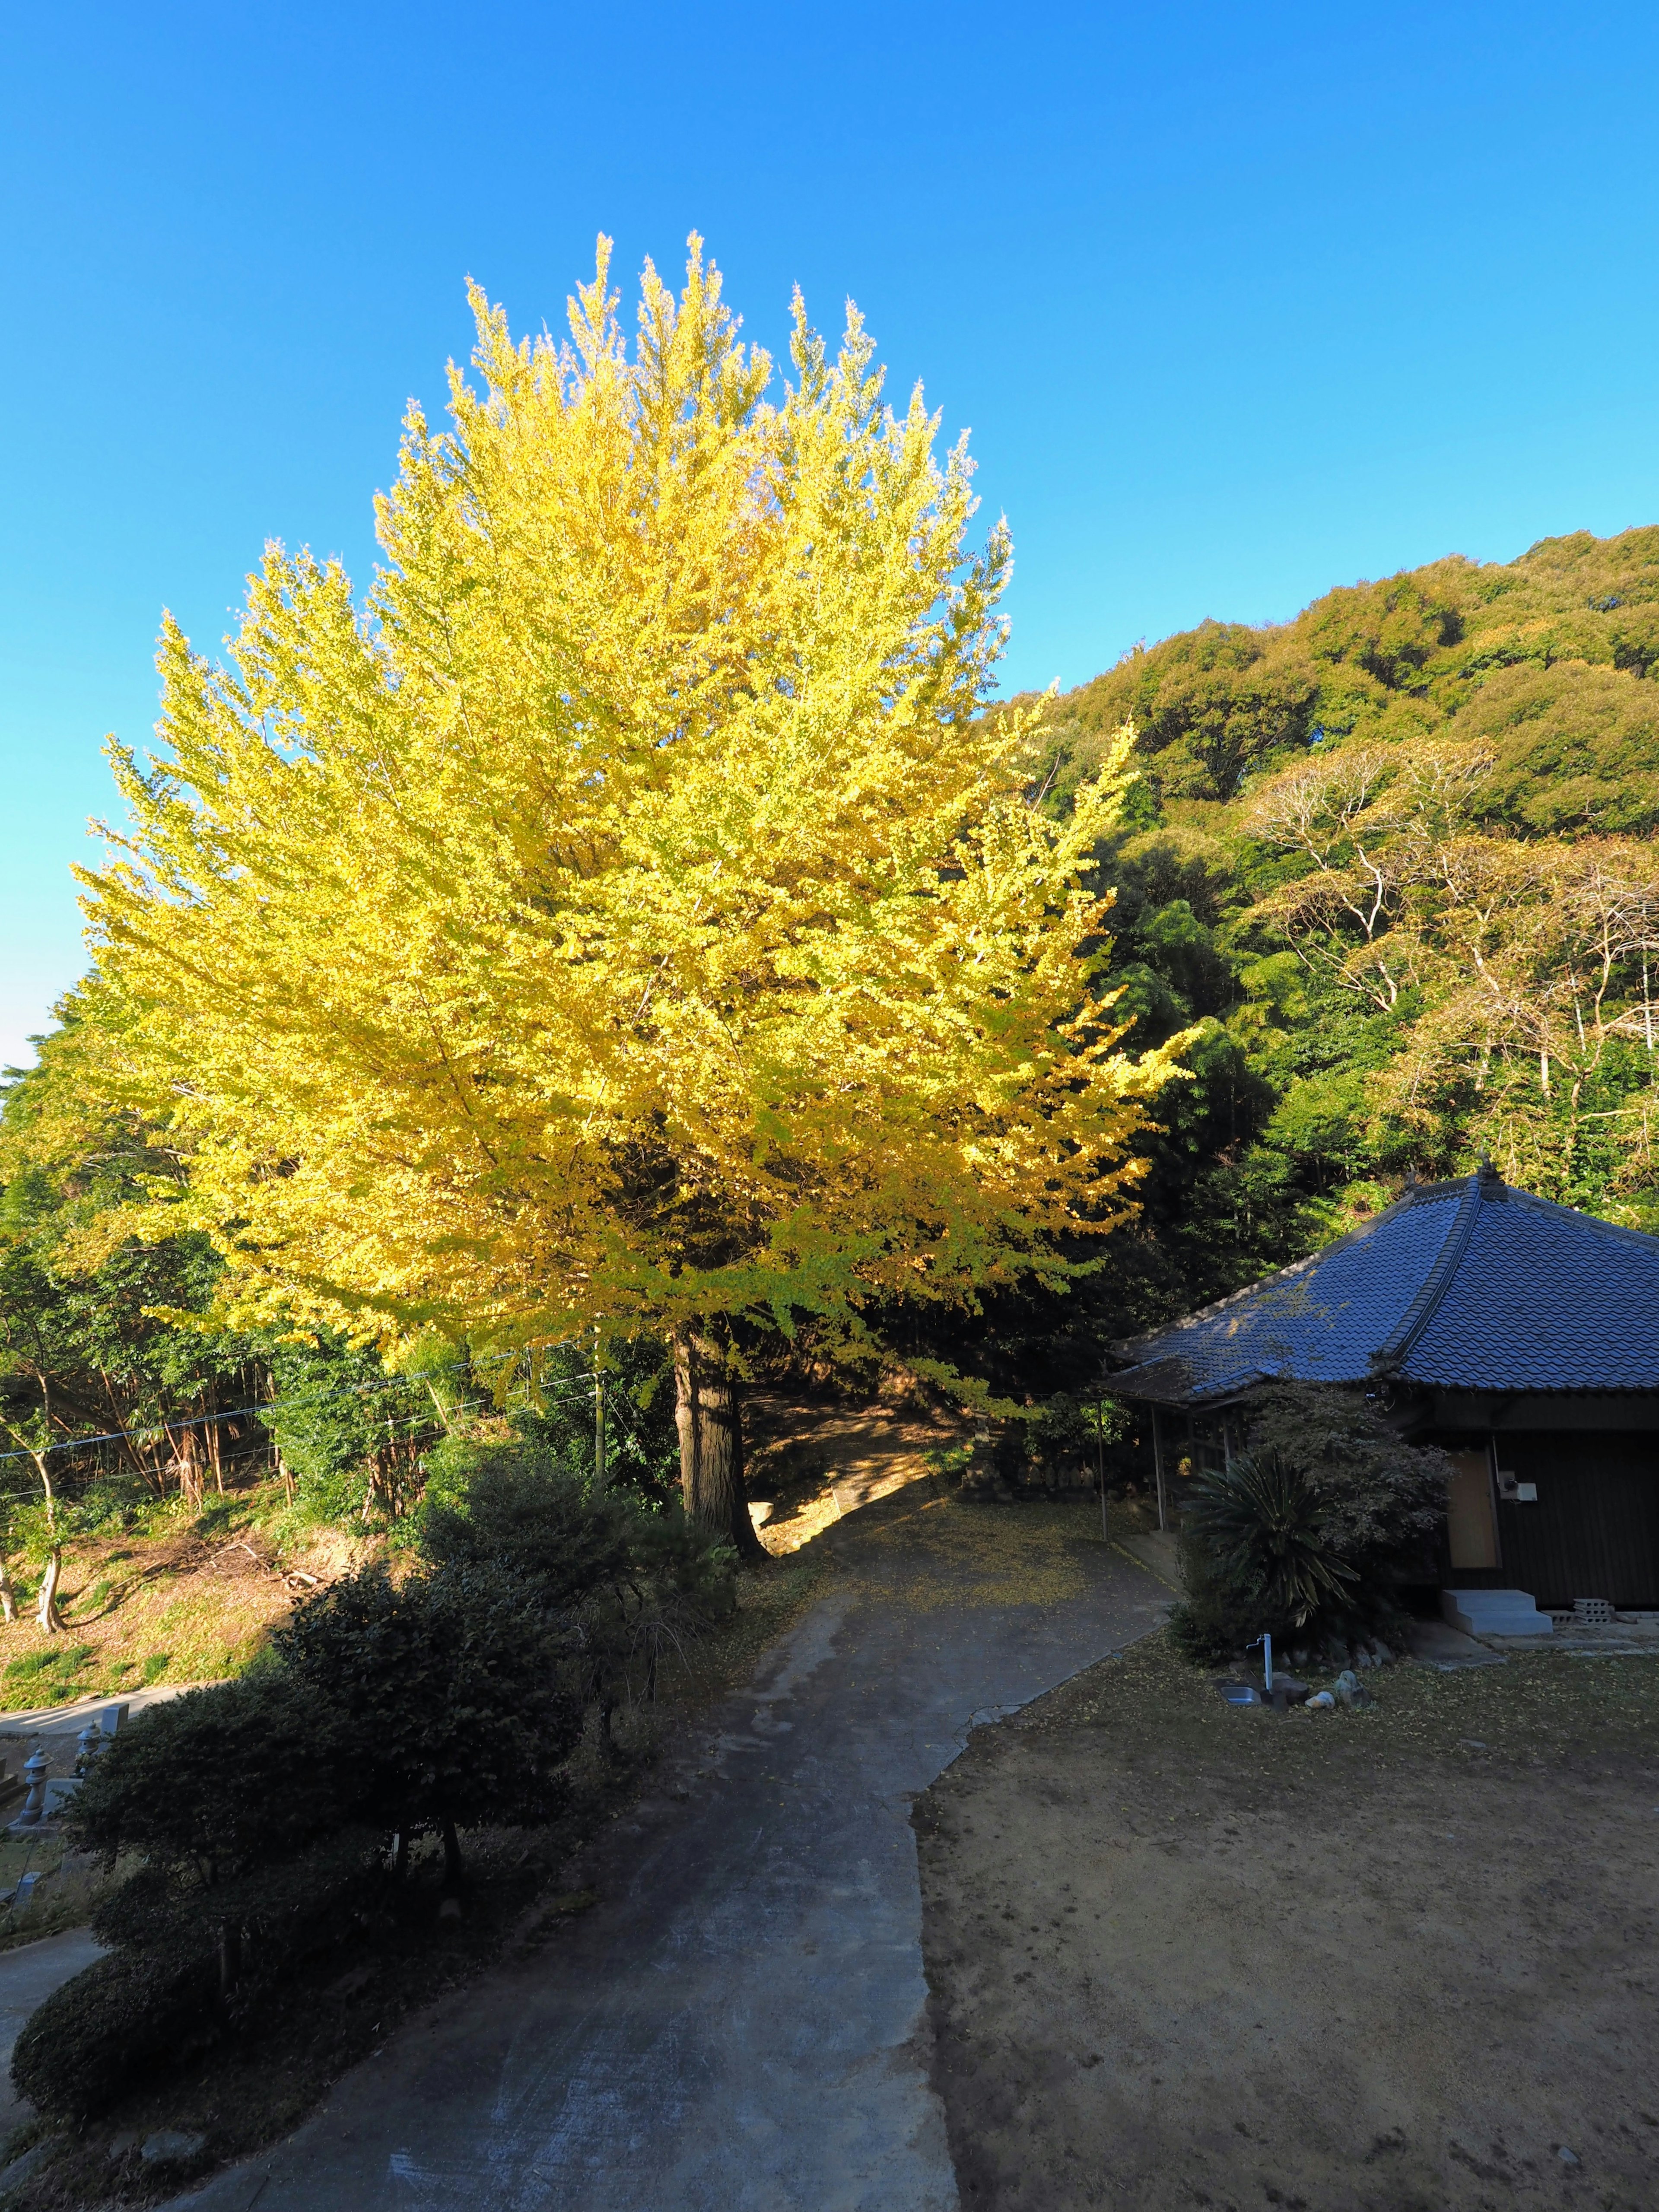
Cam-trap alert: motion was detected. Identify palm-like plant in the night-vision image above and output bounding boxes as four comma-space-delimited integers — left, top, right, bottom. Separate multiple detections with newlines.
1184, 1449, 1356, 1630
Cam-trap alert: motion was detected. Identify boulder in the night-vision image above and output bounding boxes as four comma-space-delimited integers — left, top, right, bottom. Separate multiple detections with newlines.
140, 2132, 206, 2167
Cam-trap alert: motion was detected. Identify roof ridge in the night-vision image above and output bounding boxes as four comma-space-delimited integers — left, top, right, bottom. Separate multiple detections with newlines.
1107, 1180, 1461, 1359
1370, 1170, 1485, 1376
1487, 1182, 1659, 1251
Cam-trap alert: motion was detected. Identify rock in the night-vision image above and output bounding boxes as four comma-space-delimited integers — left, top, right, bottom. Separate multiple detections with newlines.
1355, 1649, 1374, 1669
107, 2129, 140, 2161
1372, 1638, 1393, 1664
1306, 1691, 1336, 1710
1557, 2146, 1580, 2166
0, 2140, 57, 2190
1268, 1674, 1309, 1710
140, 2130, 206, 2166
1333, 1669, 1374, 1709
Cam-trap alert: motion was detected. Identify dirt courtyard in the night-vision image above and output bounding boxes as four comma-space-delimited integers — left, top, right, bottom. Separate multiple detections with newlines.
915, 1636, 1659, 2212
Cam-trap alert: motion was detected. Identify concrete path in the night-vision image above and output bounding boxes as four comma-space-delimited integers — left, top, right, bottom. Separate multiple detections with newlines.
0, 1684, 203, 1735
169, 1503, 1167, 2212
0, 1927, 103, 2137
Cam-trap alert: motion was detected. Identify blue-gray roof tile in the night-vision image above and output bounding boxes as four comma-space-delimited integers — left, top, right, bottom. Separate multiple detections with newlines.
1108, 1170, 1659, 1402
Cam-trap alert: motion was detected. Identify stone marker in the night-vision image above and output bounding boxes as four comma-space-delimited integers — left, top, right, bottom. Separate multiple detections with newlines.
9, 1752, 49, 1831
140, 2130, 207, 2166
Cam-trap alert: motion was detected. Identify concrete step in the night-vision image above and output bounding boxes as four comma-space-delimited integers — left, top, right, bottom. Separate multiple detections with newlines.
1442, 1588, 1553, 1639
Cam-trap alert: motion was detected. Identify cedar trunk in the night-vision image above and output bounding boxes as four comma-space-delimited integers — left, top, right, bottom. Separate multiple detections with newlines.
673, 1331, 766, 1560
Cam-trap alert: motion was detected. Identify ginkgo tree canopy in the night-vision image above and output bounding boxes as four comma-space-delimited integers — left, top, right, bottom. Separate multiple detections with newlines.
83, 238, 1185, 1531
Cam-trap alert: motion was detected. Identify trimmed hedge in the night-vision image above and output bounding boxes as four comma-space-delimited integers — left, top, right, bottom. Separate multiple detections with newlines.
13, 1950, 219, 2120
18, 1829, 385, 2120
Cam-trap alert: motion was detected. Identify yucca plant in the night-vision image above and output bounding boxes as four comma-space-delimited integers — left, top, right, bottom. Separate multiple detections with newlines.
1183, 1449, 1357, 1630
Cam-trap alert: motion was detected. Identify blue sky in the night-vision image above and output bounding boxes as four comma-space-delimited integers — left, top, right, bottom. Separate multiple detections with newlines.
4, 1, 1658, 1068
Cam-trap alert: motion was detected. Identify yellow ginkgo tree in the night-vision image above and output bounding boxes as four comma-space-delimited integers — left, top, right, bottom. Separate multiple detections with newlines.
83, 238, 1186, 1551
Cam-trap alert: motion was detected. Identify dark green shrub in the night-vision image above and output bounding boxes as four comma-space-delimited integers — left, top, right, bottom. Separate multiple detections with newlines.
65, 1671, 357, 1877
417, 1446, 638, 1606
16, 1831, 384, 2120
91, 1828, 382, 1974
1167, 1527, 1273, 1665
271, 1562, 584, 1881
1167, 1384, 1449, 1662
418, 1443, 736, 1704
12, 1949, 219, 2120
1182, 1450, 1357, 1632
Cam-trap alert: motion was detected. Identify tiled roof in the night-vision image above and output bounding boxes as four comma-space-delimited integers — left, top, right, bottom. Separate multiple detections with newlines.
1107, 1168, 1659, 1404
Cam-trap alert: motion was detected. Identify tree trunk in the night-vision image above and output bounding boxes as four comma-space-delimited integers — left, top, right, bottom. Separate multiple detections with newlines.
0, 1560, 16, 1624
673, 1331, 766, 1560
440, 1814, 464, 1891
36, 1549, 64, 1635
216, 1919, 242, 1999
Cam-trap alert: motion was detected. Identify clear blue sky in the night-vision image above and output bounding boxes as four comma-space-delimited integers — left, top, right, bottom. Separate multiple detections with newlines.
5, 1, 1658, 1068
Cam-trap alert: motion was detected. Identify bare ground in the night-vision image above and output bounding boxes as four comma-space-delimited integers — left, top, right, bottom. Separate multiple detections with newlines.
914, 1633, 1659, 2212
744, 1383, 971, 1551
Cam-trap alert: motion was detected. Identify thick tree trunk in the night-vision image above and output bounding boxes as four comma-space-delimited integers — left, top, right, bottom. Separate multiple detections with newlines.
0, 1561, 16, 1625
673, 1331, 766, 1560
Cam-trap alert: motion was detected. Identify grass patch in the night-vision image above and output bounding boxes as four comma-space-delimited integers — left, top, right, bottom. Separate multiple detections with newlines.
0, 1477, 372, 1714
3, 1646, 96, 1686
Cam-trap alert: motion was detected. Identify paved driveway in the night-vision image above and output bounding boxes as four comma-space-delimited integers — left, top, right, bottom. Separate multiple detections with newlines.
172, 1503, 1166, 2212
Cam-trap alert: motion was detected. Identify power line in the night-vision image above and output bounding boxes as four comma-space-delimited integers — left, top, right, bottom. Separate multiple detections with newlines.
0, 1347, 616, 1465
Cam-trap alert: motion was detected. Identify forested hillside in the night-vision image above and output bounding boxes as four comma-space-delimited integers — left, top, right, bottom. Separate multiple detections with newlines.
7, 521, 1659, 1516
1014, 526, 1659, 1366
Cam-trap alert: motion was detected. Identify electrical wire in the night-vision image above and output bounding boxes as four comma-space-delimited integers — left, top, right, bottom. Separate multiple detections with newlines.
0, 1345, 620, 1468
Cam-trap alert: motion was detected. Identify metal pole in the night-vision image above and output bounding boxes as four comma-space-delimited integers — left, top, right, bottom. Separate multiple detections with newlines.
594, 1354, 608, 1493
1095, 1400, 1107, 1541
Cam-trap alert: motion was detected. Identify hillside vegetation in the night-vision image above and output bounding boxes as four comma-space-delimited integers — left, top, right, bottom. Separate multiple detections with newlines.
6, 522, 1659, 1581
984, 527, 1659, 1375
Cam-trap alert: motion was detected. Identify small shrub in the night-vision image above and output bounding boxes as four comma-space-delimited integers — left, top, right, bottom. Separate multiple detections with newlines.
12, 1949, 219, 2120
271, 1562, 585, 1882
65, 1672, 357, 1877
1183, 1451, 1357, 1631
1168, 1385, 1449, 1662
1167, 1530, 1269, 1665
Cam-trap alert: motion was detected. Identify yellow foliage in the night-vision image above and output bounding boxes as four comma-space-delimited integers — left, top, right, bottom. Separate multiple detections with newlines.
82, 239, 1186, 1361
